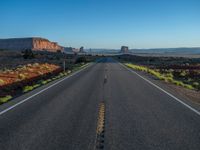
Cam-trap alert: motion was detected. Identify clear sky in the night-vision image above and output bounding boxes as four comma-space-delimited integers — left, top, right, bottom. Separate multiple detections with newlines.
0, 0, 200, 49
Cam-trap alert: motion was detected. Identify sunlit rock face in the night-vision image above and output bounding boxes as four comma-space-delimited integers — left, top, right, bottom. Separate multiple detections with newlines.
0, 37, 63, 52
32, 38, 63, 52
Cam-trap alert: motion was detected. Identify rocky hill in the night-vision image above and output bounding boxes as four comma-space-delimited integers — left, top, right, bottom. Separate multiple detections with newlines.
0, 37, 63, 52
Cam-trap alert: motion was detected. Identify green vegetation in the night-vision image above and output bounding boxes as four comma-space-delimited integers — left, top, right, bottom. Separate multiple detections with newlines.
125, 63, 195, 90
0, 95, 12, 104
180, 70, 187, 77
41, 80, 48, 85
183, 84, 194, 90
22, 63, 89, 93
33, 84, 41, 88
193, 82, 199, 88
72, 63, 89, 72
23, 84, 41, 93
23, 85, 34, 93
0, 62, 90, 105
46, 79, 52, 83
40, 72, 67, 85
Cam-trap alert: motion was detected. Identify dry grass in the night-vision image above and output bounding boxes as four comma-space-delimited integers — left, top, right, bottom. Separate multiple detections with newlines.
125, 63, 196, 90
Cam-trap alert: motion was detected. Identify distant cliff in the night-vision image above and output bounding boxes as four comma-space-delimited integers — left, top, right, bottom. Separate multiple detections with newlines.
121, 46, 129, 53
0, 37, 63, 52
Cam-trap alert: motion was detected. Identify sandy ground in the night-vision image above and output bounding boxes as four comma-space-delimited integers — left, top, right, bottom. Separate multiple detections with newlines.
164, 82, 200, 105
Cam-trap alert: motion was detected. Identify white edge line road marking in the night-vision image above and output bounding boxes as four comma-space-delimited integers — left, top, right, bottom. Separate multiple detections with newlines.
0, 63, 93, 116
119, 62, 200, 116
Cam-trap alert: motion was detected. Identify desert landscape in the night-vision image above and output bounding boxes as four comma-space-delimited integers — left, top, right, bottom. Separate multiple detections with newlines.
115, 54, 200, 104
1, 45, 200, 105
1, 1, 200, 149
0, 38, 95, 104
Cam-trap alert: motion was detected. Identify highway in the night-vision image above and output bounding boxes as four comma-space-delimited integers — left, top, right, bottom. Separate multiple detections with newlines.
0, 58, 200, 150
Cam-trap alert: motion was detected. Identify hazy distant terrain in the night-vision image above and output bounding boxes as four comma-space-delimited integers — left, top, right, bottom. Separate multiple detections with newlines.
86, 47, 200, 58
131, 48, 200, 58
131, 47, 200, 54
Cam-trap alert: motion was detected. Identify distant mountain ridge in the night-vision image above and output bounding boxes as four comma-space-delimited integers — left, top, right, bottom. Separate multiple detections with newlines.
130, 47, 200, 54
86, 47, 200, 55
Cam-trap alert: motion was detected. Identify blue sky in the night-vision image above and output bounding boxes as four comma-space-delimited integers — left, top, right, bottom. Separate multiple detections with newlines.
0, 0, 200, 49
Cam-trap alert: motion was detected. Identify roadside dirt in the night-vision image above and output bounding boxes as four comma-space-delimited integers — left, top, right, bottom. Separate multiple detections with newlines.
164, 81, 200, 105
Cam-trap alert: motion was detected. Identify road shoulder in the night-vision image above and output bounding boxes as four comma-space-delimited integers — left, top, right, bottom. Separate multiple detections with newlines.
119, 62, 200, 114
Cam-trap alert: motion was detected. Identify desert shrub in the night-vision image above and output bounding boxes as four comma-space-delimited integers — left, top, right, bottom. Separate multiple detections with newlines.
10, 71, 15, 74
187, 78, 192, 82
0, 95, 12, 104
165, 73, 173, 78
46, 79, 52, 83
23, 84, 40, 93
0, 79, 5, 86
125, 63, 148, 72
158, 76, 165, 80
172, 80, 184, 86
183, 84, 194, 90
33, 84, 41, 88
164, 77, 173, 82
55, 76, 60, 79
125, 63, 196, 90
168, 69, 174, 73
23, 86, 34, 93
43, 65, 50, 70
27, 68, 34, 72
33, 63, 39, 66
63, 72, 68, 76
67, 70, 71, 74
18, 73, 27, 80
148, 70, 163, 79
37, 71, 43, 75
15, 78, 21, 82
192, 82, 199, 89
21, 66, 27, 70
41, 80, 48, 85
4, 69, 12, 73
27, 64, 32, 67
180, 70, 187, 77
59, 72, 65, 77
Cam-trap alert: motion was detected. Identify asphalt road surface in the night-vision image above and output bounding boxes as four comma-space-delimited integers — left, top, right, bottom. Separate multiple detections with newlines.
0, 58, 200, 150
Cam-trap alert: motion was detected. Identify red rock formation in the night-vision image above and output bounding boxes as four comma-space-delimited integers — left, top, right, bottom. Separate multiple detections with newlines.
0, 37, 63, 52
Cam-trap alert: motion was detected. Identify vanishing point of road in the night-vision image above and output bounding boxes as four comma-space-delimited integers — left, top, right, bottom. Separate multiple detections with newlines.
0, 58, 200, 150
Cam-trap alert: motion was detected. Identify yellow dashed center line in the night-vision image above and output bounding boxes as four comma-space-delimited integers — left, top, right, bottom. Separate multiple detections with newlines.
94, 102, 105, 149
96, 103, 105, 134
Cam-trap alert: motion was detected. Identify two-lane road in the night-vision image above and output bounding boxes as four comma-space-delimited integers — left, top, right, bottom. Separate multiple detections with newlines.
0, 58, 200, 150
